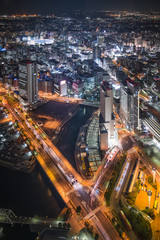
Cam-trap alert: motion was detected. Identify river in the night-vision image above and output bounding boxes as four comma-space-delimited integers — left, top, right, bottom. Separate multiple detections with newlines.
0, 103, 96, 239
0, 164, 65, 240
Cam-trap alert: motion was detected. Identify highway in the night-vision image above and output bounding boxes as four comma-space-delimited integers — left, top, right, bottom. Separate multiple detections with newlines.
110, 152, 138, 240
2, 92, 120, 240
91, 147, 120, 205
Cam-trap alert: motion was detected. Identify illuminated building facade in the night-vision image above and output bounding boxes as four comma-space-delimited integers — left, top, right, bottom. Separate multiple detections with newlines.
60, 80, 67, 96
72, 80, 83, 98
99, 82, 115, 150
120, 81, 139, 130
19, 60, 38, 105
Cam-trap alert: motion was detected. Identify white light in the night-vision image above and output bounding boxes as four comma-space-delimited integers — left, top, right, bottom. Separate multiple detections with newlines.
60, 80, 66, 85
27, 151, 32, 157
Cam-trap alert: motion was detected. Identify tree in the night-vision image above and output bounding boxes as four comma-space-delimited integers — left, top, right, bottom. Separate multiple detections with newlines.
76, 206, 81, 215
142, 208, 156, 220
63, 223, 67, 229
66, 223, 71, 229
125, 209, 152, 240
95, 233, 99, 240
155, 230, 160, 240
85, 220, 90, 229
58, 222, 62, 228
90, 225, 93, 233
64, 208, 72, 220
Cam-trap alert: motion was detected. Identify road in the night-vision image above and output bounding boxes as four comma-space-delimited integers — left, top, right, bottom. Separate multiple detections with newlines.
91, 147, 120, 205
2, 92, 120, 240
39, 93, 100, 107
110, 152, 138, 240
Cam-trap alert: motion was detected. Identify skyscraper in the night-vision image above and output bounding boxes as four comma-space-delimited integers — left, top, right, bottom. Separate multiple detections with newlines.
120, 81, 139, 131
97, 36, 104, 46
19, 60, 38, 105
93, 46, 101, 59
99, 82, 115, 150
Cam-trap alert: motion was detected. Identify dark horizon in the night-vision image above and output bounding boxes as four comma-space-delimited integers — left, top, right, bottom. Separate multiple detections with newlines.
0, 0, 160, 15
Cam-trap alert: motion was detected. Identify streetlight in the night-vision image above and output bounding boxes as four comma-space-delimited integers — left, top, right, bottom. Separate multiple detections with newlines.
147, 190, 152, 208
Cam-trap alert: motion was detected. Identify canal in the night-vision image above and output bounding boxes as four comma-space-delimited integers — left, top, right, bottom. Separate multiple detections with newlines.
55, 105, 96, 169
0, 102, 96, 239
0, 164, 65, 240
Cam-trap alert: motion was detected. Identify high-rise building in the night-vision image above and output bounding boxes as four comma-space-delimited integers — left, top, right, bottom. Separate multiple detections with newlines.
72, 79, 83, 98
112, 83, 121, 99
100, 85, 112, 121
60, 80, 67, 96
120, 81, 139, 130
19, 60, 38, 105
99, 83, 115, 149
93, 46, 101, 59
97, 36, 104, 46
99, 124, 108, 151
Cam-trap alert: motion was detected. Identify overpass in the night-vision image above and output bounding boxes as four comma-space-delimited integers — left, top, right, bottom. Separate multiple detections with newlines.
39, 93, 100, 108
79, 100, 100, 108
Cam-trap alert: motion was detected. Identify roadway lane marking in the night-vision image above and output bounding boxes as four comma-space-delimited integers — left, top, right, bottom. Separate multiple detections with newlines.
66, 188, 75, 196
88, 186, 93, 191
92, 216, 111, 240
84, 207, 101, 220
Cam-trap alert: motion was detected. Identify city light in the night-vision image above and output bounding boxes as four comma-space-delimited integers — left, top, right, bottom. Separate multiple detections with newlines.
0, 8, 159, 240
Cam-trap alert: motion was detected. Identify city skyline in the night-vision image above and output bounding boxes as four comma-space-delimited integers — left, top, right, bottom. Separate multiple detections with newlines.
0, 9, 160, 240
1, 0, 160, 14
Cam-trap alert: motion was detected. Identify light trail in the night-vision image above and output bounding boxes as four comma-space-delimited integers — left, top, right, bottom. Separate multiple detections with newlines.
2, 93, 121, 240
115, 159, 130, 198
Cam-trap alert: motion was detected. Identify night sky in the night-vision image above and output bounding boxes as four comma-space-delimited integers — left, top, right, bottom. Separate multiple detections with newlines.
0, 0, 160, 14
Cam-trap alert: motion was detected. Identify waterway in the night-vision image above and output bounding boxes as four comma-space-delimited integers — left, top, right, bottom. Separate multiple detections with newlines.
0, 103, 96, 239
0, 164, 65, 240
32, 101, 96, 170
55, 105, 96, 169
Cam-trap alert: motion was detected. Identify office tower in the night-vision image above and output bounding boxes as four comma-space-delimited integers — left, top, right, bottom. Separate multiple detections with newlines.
134, 36, 143, 47
97, 36, 104, 46
60, 80, 67, 96
19, 60, 38, 105
72, 79, 83, 98
99, 83, 115, 149
120, 81, 139, 131
112, 83, 121, 99
93, 46, 101, 59
100, 124, 108, 151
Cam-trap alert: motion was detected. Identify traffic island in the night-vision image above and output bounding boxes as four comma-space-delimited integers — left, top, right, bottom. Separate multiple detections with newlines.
120, 200, 152, 240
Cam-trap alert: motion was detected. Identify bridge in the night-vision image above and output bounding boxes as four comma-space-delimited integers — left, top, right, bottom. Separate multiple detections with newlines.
0, 208, 65, 228
79, 100, 100, 108
39, 93, 100, 108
